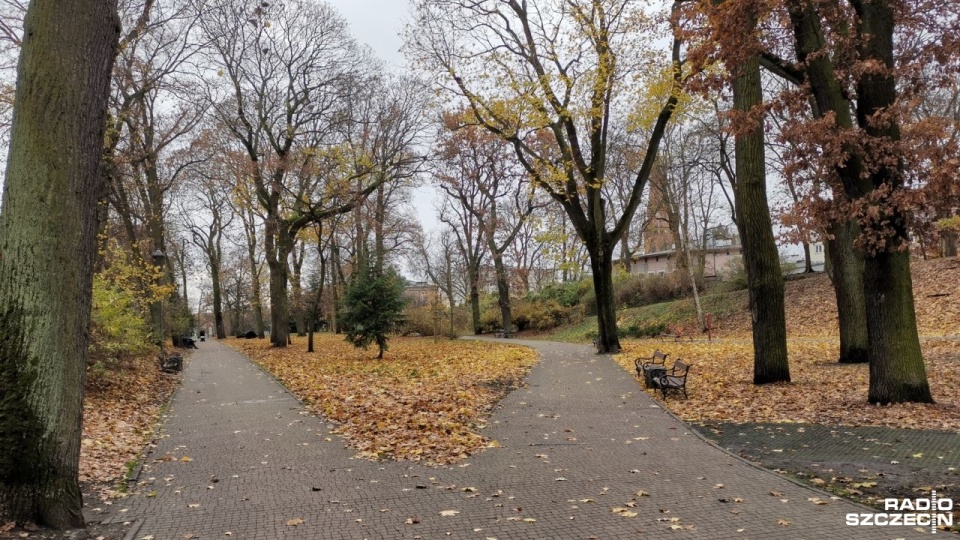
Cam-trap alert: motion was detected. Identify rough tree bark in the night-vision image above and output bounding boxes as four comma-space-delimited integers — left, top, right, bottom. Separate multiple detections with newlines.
732, 54, 790, 384
0, 0, 119, 528
826, 220, 869, 364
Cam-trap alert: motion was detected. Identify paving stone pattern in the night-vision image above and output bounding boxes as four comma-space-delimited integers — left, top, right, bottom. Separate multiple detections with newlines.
694, 421, 960, 503
118, 339, 925, 539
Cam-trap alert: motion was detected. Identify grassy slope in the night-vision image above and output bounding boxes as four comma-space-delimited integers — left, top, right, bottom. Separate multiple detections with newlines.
542, 257, 960, 342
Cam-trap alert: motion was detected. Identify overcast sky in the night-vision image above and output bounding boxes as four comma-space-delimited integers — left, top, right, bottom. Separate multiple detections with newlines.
327, 0, 409, 69
327, 0, 442, 243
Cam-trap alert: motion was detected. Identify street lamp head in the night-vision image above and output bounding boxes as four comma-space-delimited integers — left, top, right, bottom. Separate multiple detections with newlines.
152, 249, 165, 265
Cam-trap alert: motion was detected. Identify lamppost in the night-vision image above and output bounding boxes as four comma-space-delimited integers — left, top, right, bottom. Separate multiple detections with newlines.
152, 249, 166, 346
196, 277, 204, 334
432, 301, 444, 343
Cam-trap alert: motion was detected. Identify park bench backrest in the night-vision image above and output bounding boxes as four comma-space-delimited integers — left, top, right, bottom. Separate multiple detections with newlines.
671, 360, 690, 376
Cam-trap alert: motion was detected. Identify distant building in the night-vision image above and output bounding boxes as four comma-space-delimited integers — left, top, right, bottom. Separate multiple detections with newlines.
403, 280, 440, 307
625, 244, 744, 278
622, 217, 744, 278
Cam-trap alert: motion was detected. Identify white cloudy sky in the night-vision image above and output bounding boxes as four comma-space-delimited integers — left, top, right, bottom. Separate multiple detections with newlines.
327, 0, 409, 68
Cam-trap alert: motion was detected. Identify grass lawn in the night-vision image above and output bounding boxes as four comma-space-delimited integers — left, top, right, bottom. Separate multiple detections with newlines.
228, 334, 538, 464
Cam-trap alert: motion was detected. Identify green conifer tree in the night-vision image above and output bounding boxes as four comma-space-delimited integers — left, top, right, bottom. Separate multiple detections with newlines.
341, 264, 406, 359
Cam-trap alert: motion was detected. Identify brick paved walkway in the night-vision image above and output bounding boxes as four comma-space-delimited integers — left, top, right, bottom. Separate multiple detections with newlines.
114, 338, 927, 539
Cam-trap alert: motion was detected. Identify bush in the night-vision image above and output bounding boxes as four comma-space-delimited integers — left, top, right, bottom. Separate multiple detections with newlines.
529, 280, 590, 307
402, 305, 439, 336
479, 304, 503, 333
611, 272, 692, 309
89, 275, 154, 369
476, 297, 585, 333
512, 299, 582, 331
402, 305, 470, 337
720, 257, 748, 290
618, 322, 667, 339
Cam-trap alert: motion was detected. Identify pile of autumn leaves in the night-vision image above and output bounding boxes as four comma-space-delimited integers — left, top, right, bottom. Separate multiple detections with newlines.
231, 336, 538, 464
81, 358, 179, 491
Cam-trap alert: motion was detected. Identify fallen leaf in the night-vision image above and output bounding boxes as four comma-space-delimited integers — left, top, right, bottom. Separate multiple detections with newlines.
439, 510, 460, 517
286, 518, 304, 526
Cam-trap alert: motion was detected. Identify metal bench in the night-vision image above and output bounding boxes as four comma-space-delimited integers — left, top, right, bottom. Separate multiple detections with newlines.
636, 350, 669, 388
653, 360, 692, 399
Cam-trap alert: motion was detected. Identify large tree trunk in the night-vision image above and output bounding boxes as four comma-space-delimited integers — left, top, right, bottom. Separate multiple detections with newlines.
265, 220, 292, 347
491, 251, 513, 333
826, 220, 868, 364
243, 212, 265, 338
468, 266, 482, 335
865, 250, 931, 403
943, 230, 958, 257
732, 55, 790, 384
588, 243, 621, 353
211, 259, 226, 340
0, 0, 118, 528
290, 243, 306, 337
801, 242, 813, 273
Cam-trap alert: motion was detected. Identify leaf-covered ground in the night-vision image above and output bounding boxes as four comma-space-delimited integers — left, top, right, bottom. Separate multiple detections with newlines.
228, 335, 538, 464
712, 257, 960, 338
616, 338, 960, 431
81, 359, 180, 495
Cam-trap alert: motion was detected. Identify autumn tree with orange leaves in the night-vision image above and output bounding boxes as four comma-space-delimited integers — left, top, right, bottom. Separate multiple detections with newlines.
683, 0, 960, 402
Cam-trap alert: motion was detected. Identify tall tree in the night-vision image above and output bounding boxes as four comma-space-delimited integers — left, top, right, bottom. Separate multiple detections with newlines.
782, 0, 937, 402
435, 118, 541, 334
732, 53, 790, 383
182, 148, 234, 340
0, 0, 119, 527
411, 226, 465, 337
198, 0, 388, 347
684, 0, 790, 382
408, 0, 685, 352
436, 192, 487, 335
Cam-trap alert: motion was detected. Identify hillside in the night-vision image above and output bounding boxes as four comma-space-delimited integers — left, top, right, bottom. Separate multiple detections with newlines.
546, 257, 960, 342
